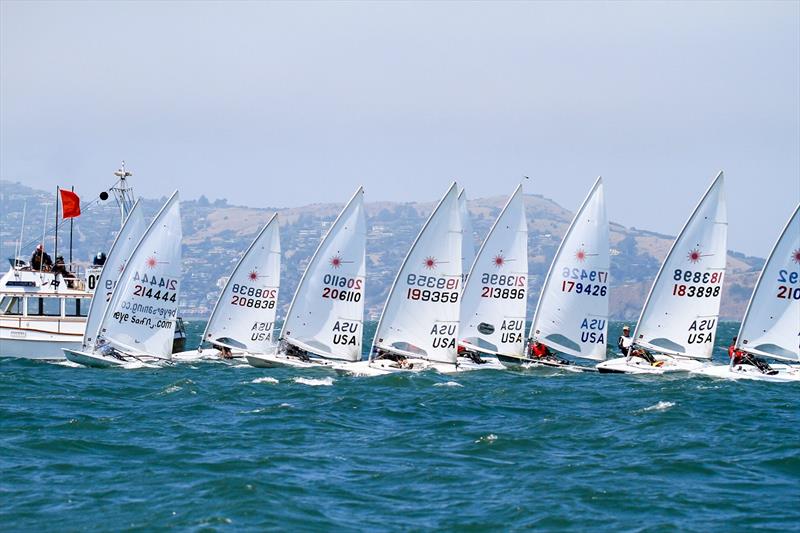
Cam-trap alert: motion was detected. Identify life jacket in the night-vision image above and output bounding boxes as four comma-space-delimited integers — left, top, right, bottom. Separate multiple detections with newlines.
532, 343, 549, 358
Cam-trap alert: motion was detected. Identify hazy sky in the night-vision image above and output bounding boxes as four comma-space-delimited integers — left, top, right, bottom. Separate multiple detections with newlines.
2, 1, 798, 256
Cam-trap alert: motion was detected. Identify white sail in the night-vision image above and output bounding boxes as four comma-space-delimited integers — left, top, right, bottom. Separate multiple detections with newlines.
82, 200, 147, 349
529, 177, 609, 361
633, 172, 727, 359
735, 204, 800, 362
98, 192, 182, 359
202, 213, 280, 353
459, 189, 476, 283
371, 183, 462, 364
459, 184, 528, 357
281, 188, 366, 361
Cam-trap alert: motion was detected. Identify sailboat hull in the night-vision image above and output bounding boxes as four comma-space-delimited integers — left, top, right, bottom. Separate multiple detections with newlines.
63, 348, 128, 368
496, 353, 596, 372
245, 351, 342, 369
596, 354, 706, 374
336, 358, 463, 376
692, 363, 800, 382
172, 348, 244, 363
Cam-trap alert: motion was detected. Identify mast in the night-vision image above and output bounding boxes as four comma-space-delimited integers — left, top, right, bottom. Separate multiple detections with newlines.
111, 161, 135, 229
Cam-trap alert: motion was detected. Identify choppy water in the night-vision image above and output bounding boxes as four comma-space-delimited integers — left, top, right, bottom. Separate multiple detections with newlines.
1, 322, 798, 531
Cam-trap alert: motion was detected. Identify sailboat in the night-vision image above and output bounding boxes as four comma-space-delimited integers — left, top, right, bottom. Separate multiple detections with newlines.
693, 204, 800, 382
597, 172, 727, 374
506, 177, 608, 372
80, 199, 147, 351
345, 183, 463, 376
458, 184, 527, 370
64, 192, 182, 368
246, 188, 366, 369
174, 213, 280, 362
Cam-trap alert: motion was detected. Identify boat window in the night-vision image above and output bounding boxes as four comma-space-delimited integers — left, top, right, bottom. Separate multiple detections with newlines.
34, 297, 63, 317
65, 298, 89, 317
0, 296, 23, 316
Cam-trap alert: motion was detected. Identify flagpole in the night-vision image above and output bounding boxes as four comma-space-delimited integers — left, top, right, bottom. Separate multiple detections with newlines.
69, 186, 75, 265
55, 186, 59, 262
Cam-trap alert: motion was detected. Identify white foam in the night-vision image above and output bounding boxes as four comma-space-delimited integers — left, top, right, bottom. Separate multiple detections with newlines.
163, 385, 182, 394
251, 376, 279, 384
641, 401, 675, 412
293, 376, 335, 386
475, 434, 498, 443
434, 381, 463, 388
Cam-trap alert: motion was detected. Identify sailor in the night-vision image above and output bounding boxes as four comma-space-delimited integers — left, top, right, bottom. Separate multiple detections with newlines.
728, 336, 775, 374
93, 252, 107, 266
618, 326, 633, 356
530, 341, 554, 359
458, 344, 485, 364
212, 342, 233, 359
30, 244, 53, 271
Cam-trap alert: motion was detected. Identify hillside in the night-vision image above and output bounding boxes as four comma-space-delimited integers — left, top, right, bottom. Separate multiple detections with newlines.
0, 179, 763, 321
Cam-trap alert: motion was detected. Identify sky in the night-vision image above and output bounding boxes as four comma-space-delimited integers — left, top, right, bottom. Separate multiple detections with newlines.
1, 1, 798, 257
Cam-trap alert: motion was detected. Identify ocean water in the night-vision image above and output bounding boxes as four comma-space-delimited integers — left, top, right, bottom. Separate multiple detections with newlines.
1, 322, 798, 531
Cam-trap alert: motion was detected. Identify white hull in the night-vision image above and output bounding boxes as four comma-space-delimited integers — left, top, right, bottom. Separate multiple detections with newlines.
245, 351, 342, 370
455, 355, 506, 371
62, 348, 164, 369
497, 353, 596, 372
172, 347, 244, 363
596, 354, 707, 374
692, 363, 800, 383
335, 358, 445, 376
0, 334, 80, 360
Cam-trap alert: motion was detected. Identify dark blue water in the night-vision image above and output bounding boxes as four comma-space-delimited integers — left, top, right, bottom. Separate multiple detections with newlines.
1, 322, 798, 531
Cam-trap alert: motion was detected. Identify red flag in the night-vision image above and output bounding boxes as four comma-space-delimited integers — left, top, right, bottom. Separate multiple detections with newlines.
60, 189, 81, 219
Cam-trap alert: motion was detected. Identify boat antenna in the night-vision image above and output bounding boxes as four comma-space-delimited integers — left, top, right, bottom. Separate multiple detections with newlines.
15, 202, 26, 270
110, 161, 135, 229
40, 203, 49, 273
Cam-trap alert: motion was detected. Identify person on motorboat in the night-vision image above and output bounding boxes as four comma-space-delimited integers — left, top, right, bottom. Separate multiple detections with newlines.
618, 325, 633, 356
30, 244, 53, 271
728, 336, 775, 375
52, 256, 78, 288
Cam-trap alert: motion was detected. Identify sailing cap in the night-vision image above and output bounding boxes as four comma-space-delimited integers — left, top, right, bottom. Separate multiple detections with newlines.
36, 243, 43, 251
622, 325, 630, 331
